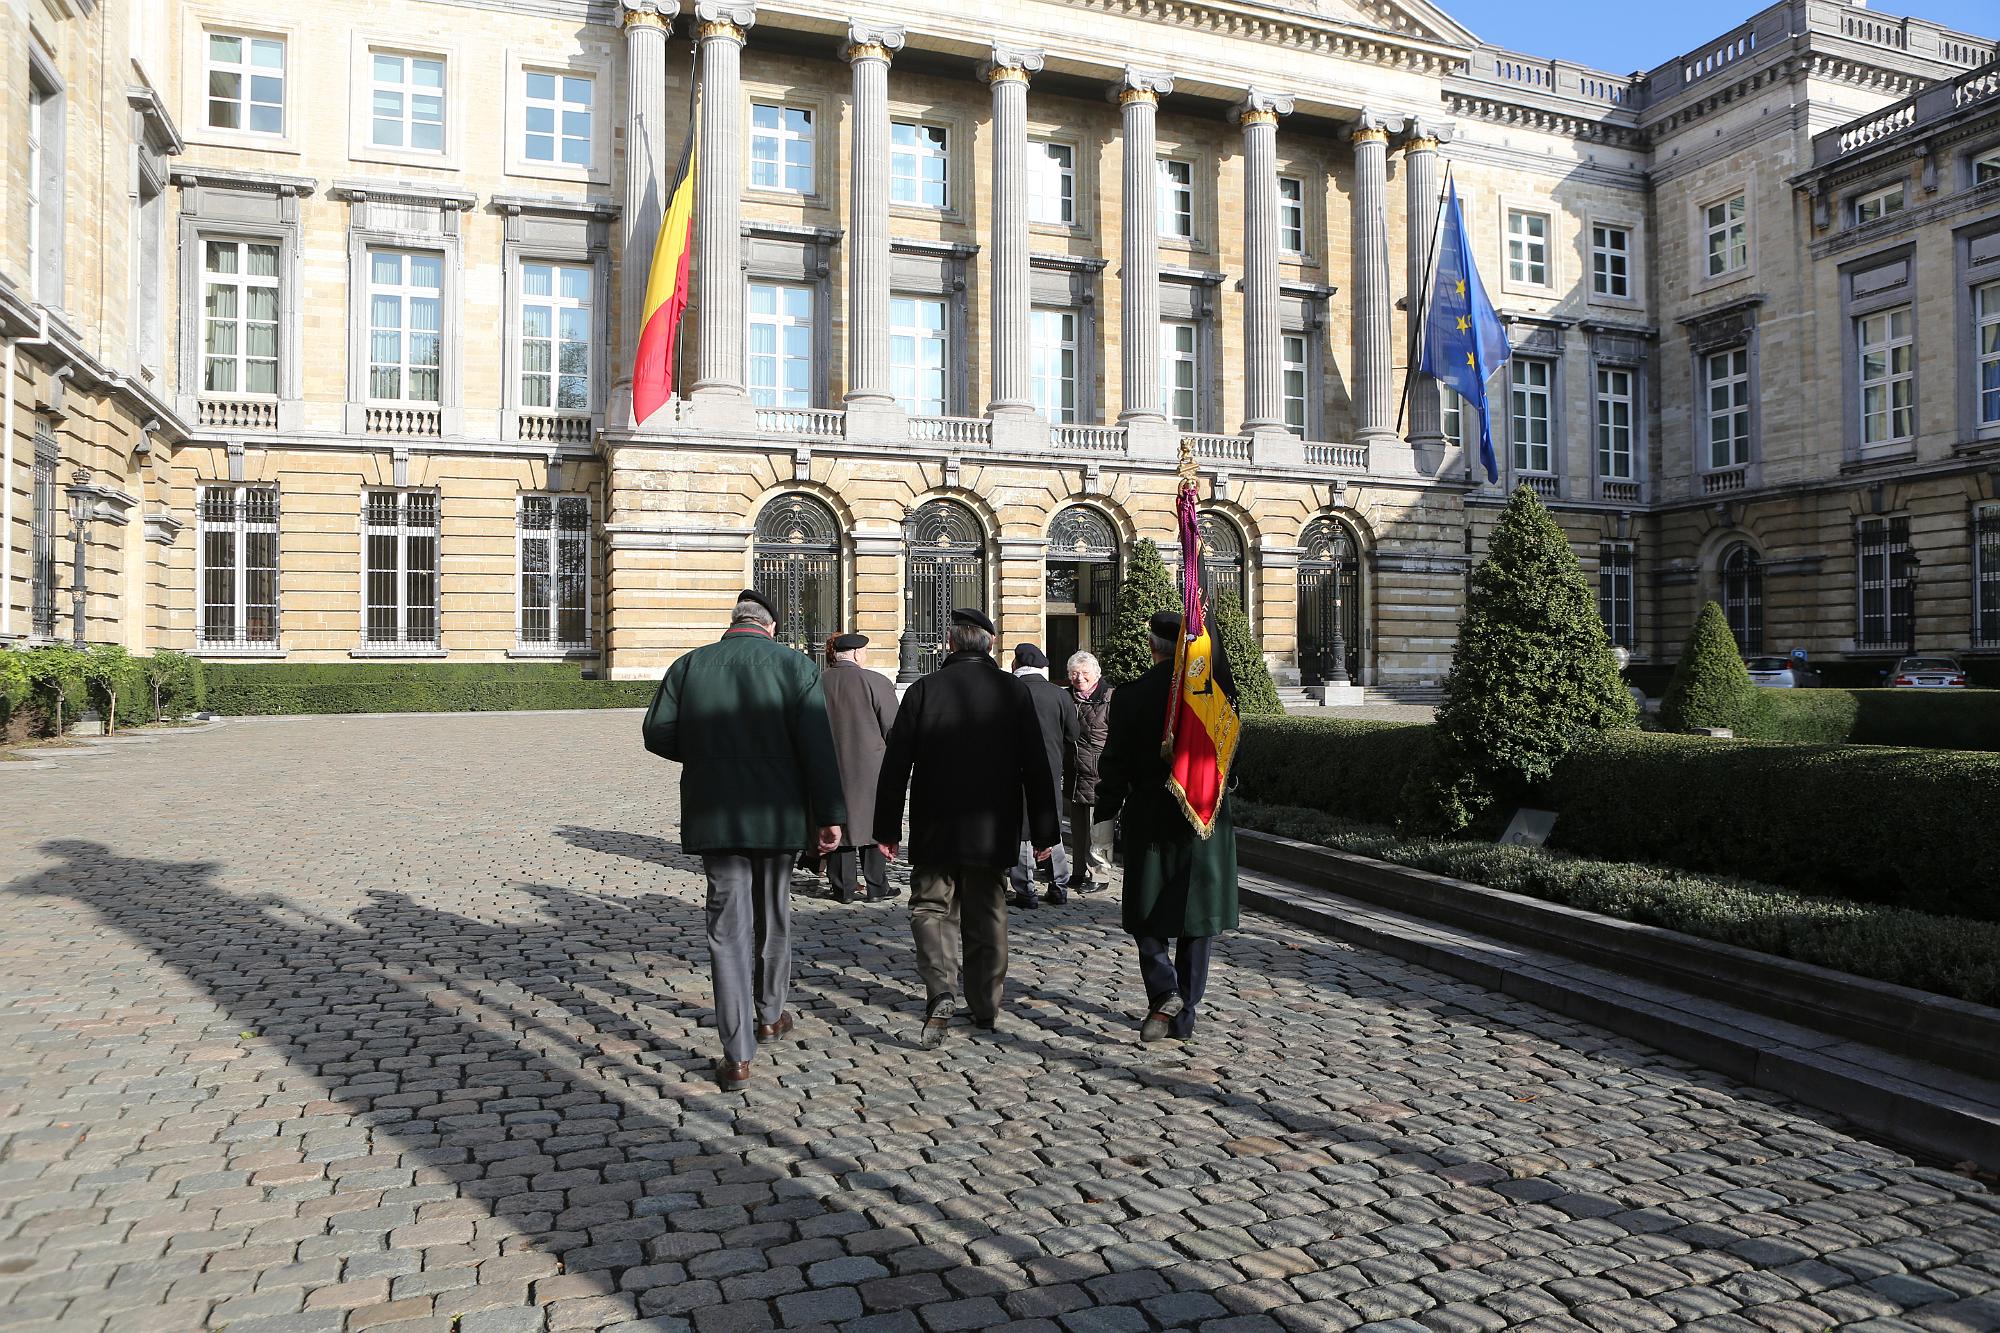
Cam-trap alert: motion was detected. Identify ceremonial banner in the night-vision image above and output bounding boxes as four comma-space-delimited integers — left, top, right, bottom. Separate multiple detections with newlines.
1160, 463, 1241, 839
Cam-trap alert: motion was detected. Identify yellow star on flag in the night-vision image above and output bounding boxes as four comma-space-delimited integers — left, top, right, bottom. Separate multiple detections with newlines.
1465, 351, 1476, 367
1456, 315, 1470, 332
1455, 278, 1467, 296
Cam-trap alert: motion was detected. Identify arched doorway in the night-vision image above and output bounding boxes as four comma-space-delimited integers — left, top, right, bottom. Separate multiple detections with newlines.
1045, 505, 1120, 669
1297, 516, 1362, 685
1721, 543, 1763, 654
904, 498, 985, 677
753, 493, 841, 655
1198, 512, 1246, 622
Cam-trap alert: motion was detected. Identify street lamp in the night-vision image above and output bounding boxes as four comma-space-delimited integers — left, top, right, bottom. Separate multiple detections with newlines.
897, 510, 922, 682
1895, 549, 1923, 657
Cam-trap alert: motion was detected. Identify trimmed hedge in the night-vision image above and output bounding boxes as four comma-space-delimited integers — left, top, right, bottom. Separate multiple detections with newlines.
204, 662, 656, 716
1741, 687, 2000, 751
1234, 716, 2000, 922
1660, 602, 1755, 733
1235, 800, 2000, 1007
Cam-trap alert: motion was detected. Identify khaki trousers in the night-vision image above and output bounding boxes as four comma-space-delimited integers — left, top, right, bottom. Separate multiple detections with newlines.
909, 864, 1010, 1024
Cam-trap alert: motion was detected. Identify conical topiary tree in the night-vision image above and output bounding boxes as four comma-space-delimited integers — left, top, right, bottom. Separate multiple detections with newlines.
1422, 485, 1635, 829
1100, 537, 1178, 686
1210, 587, 1283, 717
1661, 601, 1756, 733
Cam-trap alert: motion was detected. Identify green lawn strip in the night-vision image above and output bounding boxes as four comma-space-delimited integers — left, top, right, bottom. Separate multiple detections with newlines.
1235, 798, 2000, 1008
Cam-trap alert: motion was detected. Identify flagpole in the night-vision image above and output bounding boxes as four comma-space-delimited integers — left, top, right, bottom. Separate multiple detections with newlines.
1394, 162, 1453, 436
669, 40, 699, 412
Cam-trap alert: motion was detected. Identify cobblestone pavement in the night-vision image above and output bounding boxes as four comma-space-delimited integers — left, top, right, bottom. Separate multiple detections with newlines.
2, 712, 1997, 1333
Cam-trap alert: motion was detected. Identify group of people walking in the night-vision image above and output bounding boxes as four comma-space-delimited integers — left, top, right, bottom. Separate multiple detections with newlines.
641, 589, 1239, 1090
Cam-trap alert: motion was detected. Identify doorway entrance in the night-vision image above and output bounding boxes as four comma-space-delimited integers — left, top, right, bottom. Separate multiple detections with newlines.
1045, 506, 1120, 669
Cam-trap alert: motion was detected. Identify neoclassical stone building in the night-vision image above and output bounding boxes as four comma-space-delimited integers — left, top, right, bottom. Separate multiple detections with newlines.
3, 0, 1996, 687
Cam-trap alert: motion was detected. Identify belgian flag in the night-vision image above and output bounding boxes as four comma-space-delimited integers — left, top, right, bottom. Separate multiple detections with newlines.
632, 59, 700, 424
1161, 464, 1242, 839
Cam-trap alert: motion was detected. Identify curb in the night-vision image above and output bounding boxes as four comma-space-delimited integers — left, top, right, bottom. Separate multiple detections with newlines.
1237, 832, 2000, 1170
3, 718, 227, 766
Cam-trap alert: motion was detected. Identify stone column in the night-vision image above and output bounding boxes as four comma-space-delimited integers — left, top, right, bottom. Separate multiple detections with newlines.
691, 3, 755, 399
1115, 68, 1173, 425
844, 24, 904, 410
1350, 108, 1402, 447
1404, 120, 1450, 460
985, 46, 1043, 418
618, 0, 677, 423
1237, 89, 1293, 434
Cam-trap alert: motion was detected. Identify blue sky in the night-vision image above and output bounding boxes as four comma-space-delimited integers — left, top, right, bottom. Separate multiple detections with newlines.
1439, 1, 1998, 74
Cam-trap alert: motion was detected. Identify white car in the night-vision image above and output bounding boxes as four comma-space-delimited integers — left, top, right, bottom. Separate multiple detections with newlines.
1887, 656, 1968, 688
1745, 656, 1818, 688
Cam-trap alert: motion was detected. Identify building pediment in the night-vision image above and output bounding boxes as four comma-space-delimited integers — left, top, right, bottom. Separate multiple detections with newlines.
1298, 0, 1479, 50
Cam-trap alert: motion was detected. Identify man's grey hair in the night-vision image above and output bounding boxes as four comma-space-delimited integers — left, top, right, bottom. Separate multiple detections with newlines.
948, 622, 993, 655
731, 598, 776, 628
1067, 651, 1100, 676
1147, 630, 1176, 659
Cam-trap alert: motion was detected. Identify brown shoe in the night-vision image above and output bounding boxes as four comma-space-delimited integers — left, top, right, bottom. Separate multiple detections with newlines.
714, 1058, 752, 1090
755, 1012, 795, 1042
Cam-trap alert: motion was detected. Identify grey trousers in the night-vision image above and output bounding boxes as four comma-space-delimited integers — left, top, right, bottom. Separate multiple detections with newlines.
910, 865, 1009, 1024
1067, 800, 1114, 882
703, 851, 793, 1063
1008, 837, 1070, 895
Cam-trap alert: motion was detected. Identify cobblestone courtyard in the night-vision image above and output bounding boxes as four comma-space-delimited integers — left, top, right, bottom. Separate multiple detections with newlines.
2, 713, 1997, 1333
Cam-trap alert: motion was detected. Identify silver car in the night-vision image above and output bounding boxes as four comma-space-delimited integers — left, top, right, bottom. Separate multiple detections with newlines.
1887, 656, 1968, 688
1745, 656, 1818, 688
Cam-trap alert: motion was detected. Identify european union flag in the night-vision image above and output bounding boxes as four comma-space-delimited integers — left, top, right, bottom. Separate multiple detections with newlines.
1419, 181, 1511, 482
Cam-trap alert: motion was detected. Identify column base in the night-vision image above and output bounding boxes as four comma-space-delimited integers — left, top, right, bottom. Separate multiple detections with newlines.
1361, 434, 1423, 478
1311, 682, 1367, 707
843, 399, 908, 444
1408, 432, 1449, 477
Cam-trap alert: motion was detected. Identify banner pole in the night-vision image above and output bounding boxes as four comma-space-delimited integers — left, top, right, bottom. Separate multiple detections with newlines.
1395, 163, 1452, 436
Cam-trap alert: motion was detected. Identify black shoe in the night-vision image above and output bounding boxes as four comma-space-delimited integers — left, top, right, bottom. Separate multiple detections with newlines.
1042, 886, 1068, 906
973, 1016, 997, 1033
1008, 891, 1039, 910
872, 889, 902, 904
920, 995, 955, 1049
1076, 879, 1104, 895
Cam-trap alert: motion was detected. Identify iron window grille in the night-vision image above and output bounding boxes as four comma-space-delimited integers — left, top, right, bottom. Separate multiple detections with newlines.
906, 499, 984, 676
518, 494, 591, 651
1722, 543, 1764, 654
1047, 506, 1121, 652
198, 484, 281, 648
1197, 512, 1246, 619
1976, 505, 2000, 649
753, 493, 841, 656
363, 490, 440, 647
30, 424, 58, 640
1297, 517, 1361, 685
1855, 515, 1912, 650
1598, 541, 1636, 650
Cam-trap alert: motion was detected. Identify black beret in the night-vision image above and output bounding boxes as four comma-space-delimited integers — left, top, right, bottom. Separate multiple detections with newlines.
831, 633, 869, 651
1011, 643, 1048, 669
951, 606, 996, 635
735, 588, 777, 618
1148, 609, 1184, 639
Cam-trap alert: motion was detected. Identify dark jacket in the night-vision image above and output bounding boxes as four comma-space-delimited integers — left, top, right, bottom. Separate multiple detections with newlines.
821, 660, 899, 846
1094, 659, 1239, 939
1068, 678, 1114, 804
874, 650, 1061, 867
1018, 671, 1079, 838
641, 628, 847, 853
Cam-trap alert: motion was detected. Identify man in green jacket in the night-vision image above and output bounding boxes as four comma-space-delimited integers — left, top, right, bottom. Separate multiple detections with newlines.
642, 589, 846, 1089
1094, 609, 1239, 1043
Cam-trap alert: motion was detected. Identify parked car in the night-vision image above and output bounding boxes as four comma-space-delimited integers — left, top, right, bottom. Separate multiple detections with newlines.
1886, 655, 1969, 688
1745, 656, 1820, 688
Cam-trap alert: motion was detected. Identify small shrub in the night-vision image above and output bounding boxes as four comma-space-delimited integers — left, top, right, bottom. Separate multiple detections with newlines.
1209, 587, 1282, 718
1099, 538, 1178, 687
80, 644, 137, 734
143, 651, 205, 721
20, 644, 87, 735
0, 651, 28, 730
1660, 601, 1756, 733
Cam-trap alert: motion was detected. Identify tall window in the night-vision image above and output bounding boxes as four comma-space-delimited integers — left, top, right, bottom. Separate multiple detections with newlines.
1976, 504, 2000, 649
1510, 359, 1551, 473
1161, 321, 1198, 429
1507, 210, 1550, 286
518, 494, 590, 650
370, 52, 445, 152
1157, 159, 1194, 239
1197, 512, 1246, 616
1598, 542, 1635, 650
27, 69, 62, 304
198, 485, 280, 648
890, 122, 948, 208
1704, 194, 1748, 277
1027, 140, 1074, 225
755, 494, 841, 655
1722, 544, 1763, 654
1278, 177, 1305, 254
1974, 281, 1999, 427
750, 103, 813, 193
363, 491, 440, 647
1858, 305, 1915, 445
203, 240, 280, 397
1854, 183, 1905, 225
889, 296, 948, 416
1281, 334, 1309, 433
367, 251, 443, 403
206, 33, 285, 134
1441, 388, 1464, 449
1591, 224, 1630, 298
1706, 347, 1751, 468
1029, 309, 1077, 423
1978, 150, 2000, 186
1855, 515, 1911, 649
523, 70, 591, 167
30, 426, 57, 640
519, 261, 591, 412
747, 282, 813, 408
1596, 367, 1634, 480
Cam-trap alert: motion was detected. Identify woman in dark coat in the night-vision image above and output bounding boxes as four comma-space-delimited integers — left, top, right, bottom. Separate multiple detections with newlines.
819, 634, 899, 902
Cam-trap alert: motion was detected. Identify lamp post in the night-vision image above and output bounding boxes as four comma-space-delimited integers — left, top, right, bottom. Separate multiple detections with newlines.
1326, 542, 1352, 686
1896, 549, 1923, 657
65, 469, 92, 648
897, 511, 922, 682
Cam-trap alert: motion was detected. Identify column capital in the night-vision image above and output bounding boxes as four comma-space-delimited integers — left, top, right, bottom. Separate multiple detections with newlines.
1235, 89, 1295, 125
1112, 67, 1174, 105
620, 0, 679, 30
1350, 107, 1406, 143
694, 1, 755, 40
982, 45, 1043, 83
844, 22, 905, 62
1402, 117, 1454, 151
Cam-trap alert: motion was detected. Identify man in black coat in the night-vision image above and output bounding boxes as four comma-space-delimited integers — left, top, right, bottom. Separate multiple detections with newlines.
820, 633, 900, 903
1007, 643, 1079, 910
875, 609, 1061, 1048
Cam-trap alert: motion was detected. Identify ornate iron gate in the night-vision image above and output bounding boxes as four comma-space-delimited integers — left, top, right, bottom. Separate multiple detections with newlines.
1197, 512, 1245, 618
754, 493, 840, 656
907, 499, 984, 676
1722, 543, 1763, 654
1046, 505, 1120, 653
1297, 517, 1360, 685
